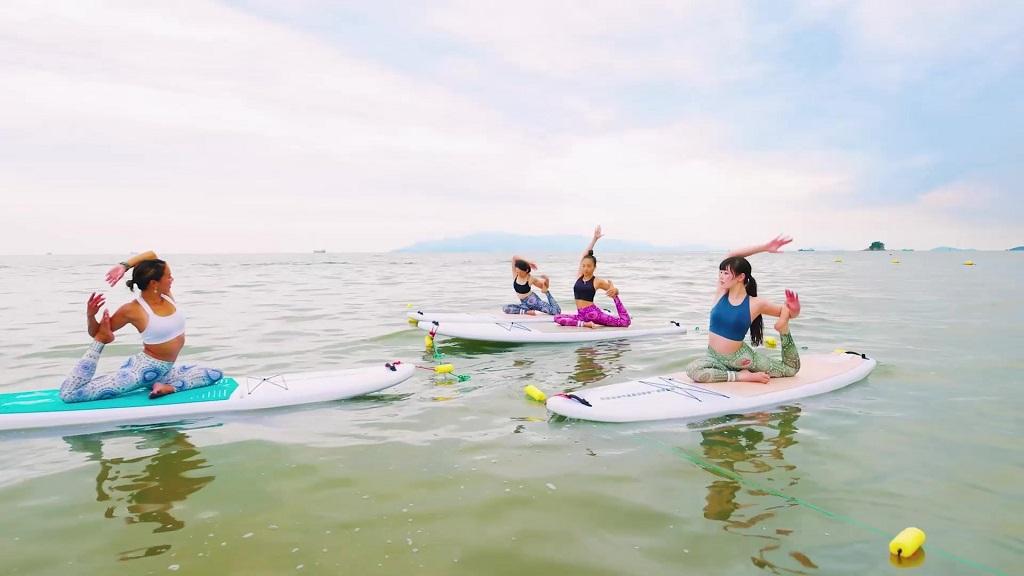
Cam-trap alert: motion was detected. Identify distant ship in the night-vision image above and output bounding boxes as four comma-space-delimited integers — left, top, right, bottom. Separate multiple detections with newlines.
312, 249, 326, 254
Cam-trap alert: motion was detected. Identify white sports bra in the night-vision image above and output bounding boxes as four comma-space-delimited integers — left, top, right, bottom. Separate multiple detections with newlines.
136, 294, 186, 345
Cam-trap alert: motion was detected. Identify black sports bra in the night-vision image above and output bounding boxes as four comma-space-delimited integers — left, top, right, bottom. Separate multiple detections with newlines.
574, 276, 596, 302
514, 278, 531, 294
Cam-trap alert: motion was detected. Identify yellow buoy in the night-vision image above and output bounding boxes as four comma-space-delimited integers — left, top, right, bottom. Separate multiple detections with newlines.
891, 259, 900, 264
524, 385, 547, 402
963, 260, 975, 266
834, 257, 843, 263
833, 348, 846, 354
434, 364, 454, 374
424, 335, 434, 348
764, 336, 777, 349
406, 303, 413, 308
889, 527, 926, 558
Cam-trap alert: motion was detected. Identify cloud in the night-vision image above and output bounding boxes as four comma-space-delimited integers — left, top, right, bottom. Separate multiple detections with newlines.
426, 0, 757, 87
0, 1, 1019, 254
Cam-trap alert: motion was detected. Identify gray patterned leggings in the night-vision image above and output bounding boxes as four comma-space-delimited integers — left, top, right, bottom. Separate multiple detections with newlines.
503, 292, 561, 315
685, 333, 800, 383
60, 341, 223, 403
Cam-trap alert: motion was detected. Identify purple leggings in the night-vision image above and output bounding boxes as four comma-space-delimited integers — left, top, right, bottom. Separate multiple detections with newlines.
554, 296, 631, 327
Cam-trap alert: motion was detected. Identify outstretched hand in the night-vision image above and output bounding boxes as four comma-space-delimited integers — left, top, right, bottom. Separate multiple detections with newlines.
87, 292, 106, 318
105, 264, 127, 287
592, 225, 603, 241
785, 289, 801, 317
765, 235, 793, 253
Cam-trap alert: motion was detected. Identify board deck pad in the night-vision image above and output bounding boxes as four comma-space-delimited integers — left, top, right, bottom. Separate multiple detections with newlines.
0, 378, 239, 414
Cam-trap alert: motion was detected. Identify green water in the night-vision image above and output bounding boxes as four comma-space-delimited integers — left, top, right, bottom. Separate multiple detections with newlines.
0, 252, 1020, 575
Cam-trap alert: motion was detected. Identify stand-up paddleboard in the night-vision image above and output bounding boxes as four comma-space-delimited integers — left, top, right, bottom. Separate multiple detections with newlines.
0, 361, 415, 431
408, 310, 555, 324
547, 351, 876, 422
418, 320, 686, 344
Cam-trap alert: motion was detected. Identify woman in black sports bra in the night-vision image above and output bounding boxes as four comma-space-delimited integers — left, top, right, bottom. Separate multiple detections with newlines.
553, 226, 631, 328
503, 256, 561, 315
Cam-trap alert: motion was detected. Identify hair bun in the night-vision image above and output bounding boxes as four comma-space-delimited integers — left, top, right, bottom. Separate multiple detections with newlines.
125, 279, 134, 289
587, 250, 594, 256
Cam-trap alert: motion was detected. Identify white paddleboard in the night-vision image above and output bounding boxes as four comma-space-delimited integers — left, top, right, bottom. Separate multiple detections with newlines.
0, 361, 415, 431
547, 352, 876, 422
408, 310, 556, 324
418, 319, 686, 343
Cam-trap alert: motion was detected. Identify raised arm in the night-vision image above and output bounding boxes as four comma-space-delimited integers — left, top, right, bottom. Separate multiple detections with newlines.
577, 226, 603, 276
511, 254, 538, 273
727, 235, 791, 259
106, 250, 159, 287
582, 226, 602, 259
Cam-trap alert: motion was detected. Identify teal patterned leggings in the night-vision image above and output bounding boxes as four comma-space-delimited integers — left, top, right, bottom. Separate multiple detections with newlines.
60, 341, 223, 403
686, 333, 800, 383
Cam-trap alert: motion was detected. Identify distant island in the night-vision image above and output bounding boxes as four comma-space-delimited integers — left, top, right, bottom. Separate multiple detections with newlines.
1011, 246, 1024, 252
932, 246, 974, 252
865, 241, 886, 251
797, 248, 816, 252
396, 232, 712, 253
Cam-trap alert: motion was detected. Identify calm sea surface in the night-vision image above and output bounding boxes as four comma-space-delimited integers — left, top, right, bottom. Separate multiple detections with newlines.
0, 251, 1020, 575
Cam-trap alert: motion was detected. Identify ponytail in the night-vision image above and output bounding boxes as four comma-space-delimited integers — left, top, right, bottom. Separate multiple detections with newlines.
746, 274, 763, 347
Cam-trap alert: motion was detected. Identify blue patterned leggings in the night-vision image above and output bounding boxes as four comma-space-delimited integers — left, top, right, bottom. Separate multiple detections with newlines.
60, 341, 223, 403
503, 292, 561, 315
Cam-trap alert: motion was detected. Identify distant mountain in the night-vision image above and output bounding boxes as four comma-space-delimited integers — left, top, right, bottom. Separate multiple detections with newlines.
395, 232, 712, 253
931, 246, 974, 252
1010, 246, 1024, 252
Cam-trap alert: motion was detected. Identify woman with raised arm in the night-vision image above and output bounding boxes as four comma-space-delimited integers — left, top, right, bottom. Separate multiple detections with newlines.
553, 226, 631, 329
60, 251, 223, 403
503, 256, 561, 316
685, 235, 802, 384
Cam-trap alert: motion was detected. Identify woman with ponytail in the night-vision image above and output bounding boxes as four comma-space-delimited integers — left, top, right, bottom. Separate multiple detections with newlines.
60, 251, 223, 403
553, 225, 631, 328
686, 236, 802, 384
503, 256, 561, 316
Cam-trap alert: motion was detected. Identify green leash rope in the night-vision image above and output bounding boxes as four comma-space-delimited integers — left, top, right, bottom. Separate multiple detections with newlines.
643, 436, 1008, 576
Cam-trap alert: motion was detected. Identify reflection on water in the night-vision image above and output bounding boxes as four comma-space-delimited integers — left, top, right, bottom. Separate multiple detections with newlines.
63, 424, 216, 561
567, 340, 630, 389
697, 407, 818, 574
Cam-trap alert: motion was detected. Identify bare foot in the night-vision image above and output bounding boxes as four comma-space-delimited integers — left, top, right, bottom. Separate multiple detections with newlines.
774, 305, 790, 333
149, 383, 175, 399
583, 321, 597, 329
539, 275, 550, 292
525, 310, 537, 315
737, 370, 770, 384
95, 310, 115, 344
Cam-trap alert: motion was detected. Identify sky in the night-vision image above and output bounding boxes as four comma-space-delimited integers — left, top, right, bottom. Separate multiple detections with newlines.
1, 0, 1021, 253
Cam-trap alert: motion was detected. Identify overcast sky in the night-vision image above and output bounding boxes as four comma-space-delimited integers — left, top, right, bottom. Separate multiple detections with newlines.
1, 0, 1021, 253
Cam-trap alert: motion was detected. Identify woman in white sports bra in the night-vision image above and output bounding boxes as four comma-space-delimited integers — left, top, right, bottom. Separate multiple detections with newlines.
60, 251, 223, 402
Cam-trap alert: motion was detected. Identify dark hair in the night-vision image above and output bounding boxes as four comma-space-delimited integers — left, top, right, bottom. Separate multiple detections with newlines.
126, 259, 167, 292
719, 256, 763, 346
582, 250, 597, 265
514, 259, 531, 272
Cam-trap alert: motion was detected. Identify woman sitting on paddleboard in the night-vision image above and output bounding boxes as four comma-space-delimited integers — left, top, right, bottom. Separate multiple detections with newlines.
686, 236, 801, 384
553, 226, 631, 329
60, 251, 223, 403
503, 256, 561, 316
